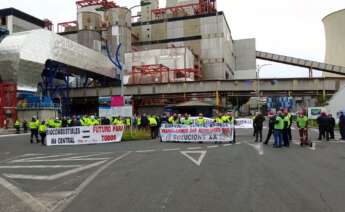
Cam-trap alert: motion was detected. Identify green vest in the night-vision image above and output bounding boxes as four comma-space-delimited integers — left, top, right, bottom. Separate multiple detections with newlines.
126, 118, 131, 126
136, 118, 141, 126
38, 124, 47, 133
274, 116, 284, 130
284, 116, 290, 127
181, 118, 193, 125
196, 117, 206, 125
15, 120, 21, 127
297, 116, 308, 129
29, 120, 40, 129
148, 117, 157, 126
215, 117, 223, 123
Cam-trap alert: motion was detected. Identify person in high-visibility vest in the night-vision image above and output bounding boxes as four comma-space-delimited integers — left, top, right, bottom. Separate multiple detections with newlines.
14, 119, 21, 134
89, 116, 99, 126
296, 111, 311, 146
282, 111, 291, 147
181, 113, 193, 125
47, 118, 55, 128
54, 117, 62, 128
125, 117, 131, 127
38, 121, 47, 146
169, 113, 180, 125
215, 113, 224, 124
274, 111, 284, 148
148, 115, 158, 139
195, 113, 207, 125
29, 116, 40, 144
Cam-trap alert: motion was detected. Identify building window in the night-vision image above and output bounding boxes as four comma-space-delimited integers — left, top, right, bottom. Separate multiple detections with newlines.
0, 16, 6, 25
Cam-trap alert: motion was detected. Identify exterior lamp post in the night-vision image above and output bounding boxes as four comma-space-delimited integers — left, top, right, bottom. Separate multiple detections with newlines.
256, 64, 272, 112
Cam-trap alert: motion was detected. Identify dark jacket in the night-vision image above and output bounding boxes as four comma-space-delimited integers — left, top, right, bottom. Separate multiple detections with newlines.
268, 116, 276, 129
254, 114, 265, 128
339, 114, 345, 128
317, 115, 329, 127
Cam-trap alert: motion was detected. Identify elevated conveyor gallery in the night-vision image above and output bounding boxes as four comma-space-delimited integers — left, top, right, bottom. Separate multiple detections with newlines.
256, 51, 345, 76
0, 29, 117, 92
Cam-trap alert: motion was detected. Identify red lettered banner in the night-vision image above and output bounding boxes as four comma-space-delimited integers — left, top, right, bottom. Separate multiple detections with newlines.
46, 125, 125, 146
160, 124, 234, 143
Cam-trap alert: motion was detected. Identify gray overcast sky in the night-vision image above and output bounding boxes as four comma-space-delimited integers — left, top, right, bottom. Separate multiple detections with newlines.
1, 0, 345, 78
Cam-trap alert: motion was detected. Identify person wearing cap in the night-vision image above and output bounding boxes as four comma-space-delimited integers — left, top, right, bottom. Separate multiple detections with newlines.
29, 116, 40, 144
38, 121, 47, 145
317, 112, 329, 141
264, 112, 276, 145
296, 111, 309, 146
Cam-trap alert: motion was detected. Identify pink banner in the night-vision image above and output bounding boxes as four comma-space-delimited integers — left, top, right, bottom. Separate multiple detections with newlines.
111, 96, 124, 107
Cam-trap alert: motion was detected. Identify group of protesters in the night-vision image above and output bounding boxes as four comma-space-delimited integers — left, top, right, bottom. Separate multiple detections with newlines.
252, 109, 345, 148
14, 111, 236, 145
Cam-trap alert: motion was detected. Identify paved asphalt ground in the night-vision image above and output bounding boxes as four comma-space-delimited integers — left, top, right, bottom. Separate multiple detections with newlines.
0, 127, 345, 212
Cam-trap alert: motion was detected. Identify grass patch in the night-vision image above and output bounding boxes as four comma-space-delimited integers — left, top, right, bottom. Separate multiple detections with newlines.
122, 128, 151, 141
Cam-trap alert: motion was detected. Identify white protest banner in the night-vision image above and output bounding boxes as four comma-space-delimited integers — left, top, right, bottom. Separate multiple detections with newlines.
46, 125, 125, 146
160, 123, 234, 143
235, 118, 253, 129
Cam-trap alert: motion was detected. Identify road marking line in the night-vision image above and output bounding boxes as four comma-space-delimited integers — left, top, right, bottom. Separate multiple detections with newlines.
162, 148, 180, 152
10, 153, 76, 163
0, 165, 82, 169
10, 158, 110, 163
135, 149, 157, 153
309, 142, 316, 151
223, 144, 233, 147
235, 142, 242, 145
4, 160, 107, 180
67, 152, 113, 159
0, 177, 47, 212
187, 147, 202, 150
0, 133, 30, 138
51, 151, 131, 212
180, 151, 207, 166
207, 145, 219, 149
247, 142, 264, 156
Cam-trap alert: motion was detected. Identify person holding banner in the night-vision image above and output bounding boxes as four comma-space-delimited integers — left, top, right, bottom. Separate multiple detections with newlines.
215, 113, 224, 124
196, 113, 207, 126
181, 113, 193, 125
169, 113, 180, 125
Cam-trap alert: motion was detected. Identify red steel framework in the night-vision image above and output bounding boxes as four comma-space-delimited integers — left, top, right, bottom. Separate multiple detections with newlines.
129, 64, 202, 85
57, 21, 78, 33
151, 0, 217, 19
76, 0, 118, 9
0, 84, 17, 128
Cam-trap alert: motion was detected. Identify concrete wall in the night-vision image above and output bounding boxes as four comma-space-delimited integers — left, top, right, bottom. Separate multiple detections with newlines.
326, 85, 345, 118
17, 109, 58, 122
323, 9, 345, 78
234, 39, 256, 79
132, 13, 237, 80
9, 16, 42, 33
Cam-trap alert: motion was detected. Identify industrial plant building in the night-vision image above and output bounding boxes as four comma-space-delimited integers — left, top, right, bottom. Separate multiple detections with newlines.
1, 0, 345, 126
